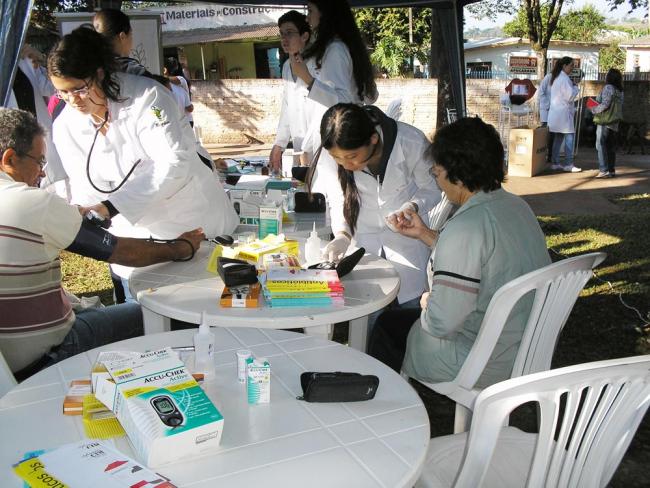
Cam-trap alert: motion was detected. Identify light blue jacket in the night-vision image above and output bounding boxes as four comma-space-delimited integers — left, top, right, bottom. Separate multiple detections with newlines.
402, 188, 550, 387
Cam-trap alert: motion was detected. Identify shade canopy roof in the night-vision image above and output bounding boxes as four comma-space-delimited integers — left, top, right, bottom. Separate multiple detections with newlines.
1, 0, 480, 114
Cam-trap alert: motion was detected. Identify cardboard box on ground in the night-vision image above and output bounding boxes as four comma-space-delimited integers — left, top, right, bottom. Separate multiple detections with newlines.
508, 126, 549, 177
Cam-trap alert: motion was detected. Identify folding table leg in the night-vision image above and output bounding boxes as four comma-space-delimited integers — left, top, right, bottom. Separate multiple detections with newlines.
142, 307, 172, 334
348, 316, 369, 352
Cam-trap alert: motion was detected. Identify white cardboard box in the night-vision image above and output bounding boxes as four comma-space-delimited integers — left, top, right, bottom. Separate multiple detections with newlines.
95, 348, 224, 467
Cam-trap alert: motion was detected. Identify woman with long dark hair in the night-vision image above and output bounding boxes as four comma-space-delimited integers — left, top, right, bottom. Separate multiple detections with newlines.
311, 103, 441, 315
547, 56, 581, 172
281, 0, 377, 167
591, 68, 624, 178
93, 8, 152, 77
48, 27, 238, 295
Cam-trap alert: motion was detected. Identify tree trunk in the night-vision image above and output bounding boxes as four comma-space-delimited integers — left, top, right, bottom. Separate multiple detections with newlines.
537, 47, 549, 79
429, 8, 453, 129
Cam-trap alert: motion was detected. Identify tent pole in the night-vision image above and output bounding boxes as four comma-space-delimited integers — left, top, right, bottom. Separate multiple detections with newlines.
200, 43, 207, 80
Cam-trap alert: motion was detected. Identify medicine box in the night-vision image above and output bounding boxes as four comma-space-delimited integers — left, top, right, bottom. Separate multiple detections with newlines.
95, 347, 224, 468
259, 203, 283, 239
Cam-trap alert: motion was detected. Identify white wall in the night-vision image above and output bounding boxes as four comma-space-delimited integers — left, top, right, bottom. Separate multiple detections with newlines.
625, 47, 650, 72
465, 43, 601, 75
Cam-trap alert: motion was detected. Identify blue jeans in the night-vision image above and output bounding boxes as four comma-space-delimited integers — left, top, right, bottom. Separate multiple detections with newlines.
596, 125, 617, 174
552, 132, 574, 167
43, 303, 144, 367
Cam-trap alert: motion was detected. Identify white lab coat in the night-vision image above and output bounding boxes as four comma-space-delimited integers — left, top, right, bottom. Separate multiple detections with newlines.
537, 73, 552, 124
315, 122, 441, 303
53, 72, 238, 243
547, 71, 579, 134
301, 39, 377, 158
11, 58, 67, 185
274, 59, 309, 152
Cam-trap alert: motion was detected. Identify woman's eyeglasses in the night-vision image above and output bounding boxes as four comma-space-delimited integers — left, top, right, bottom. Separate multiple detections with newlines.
280, 30, 300, 39
55, 81, 91, 100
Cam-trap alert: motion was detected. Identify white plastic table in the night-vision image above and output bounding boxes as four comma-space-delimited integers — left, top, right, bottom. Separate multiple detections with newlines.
0, 328, 430, 488
129, 238, 400, 352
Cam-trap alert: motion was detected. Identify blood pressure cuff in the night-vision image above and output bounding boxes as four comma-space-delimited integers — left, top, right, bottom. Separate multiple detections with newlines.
65, 219, 117, 262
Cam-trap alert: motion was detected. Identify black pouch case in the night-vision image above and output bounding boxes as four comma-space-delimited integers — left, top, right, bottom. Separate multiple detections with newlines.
297, 372, 379, 402
294, 192, 326, 213
217, 257, 257, 287
308, 247, 365, 278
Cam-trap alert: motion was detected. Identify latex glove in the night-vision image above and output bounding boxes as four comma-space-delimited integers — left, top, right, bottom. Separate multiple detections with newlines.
322, 234, 351, 263
385, 202, 417, 232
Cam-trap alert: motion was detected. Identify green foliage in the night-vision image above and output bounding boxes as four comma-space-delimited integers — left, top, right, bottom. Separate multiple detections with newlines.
555, 5, 606, 42
370, 35, 410, 77
354, 7, 431, 76
504, 4, 607, 43
599, 42, 626, 72
465, 0, 517, 22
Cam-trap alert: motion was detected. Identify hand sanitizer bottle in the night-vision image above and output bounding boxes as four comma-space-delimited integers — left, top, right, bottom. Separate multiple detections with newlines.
194, 311, 216, 375
304, 222, 322, 264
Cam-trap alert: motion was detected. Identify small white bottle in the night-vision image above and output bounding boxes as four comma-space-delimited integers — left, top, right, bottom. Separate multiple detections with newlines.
194, 311, 216, 375
304, 222, 322, 264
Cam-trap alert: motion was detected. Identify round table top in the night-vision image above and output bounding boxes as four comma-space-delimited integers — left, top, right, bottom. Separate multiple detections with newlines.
0, 328, 430, 488
129, 244, 401, 328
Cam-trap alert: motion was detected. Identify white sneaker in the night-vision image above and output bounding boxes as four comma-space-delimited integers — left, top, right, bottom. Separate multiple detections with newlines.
563, 165, 582, 173
595, 171, 610, 178
550, 164, 563, 170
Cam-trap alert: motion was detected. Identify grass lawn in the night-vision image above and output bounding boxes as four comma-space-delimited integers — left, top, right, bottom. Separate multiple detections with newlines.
59, 193, 650, 486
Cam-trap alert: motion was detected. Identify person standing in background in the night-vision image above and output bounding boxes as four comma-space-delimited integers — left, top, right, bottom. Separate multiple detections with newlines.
591, 68, 624, 178
269, 10, 311, 172
269, 0, 377, 174
93, 8, 153, 78
537, 71, 554, 165
548, 57, 582, 173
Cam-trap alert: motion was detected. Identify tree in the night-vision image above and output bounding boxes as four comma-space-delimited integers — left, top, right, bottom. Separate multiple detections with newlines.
354, 7, 431, 76
504, 5, 607, 43
370, 35, 410, 77
599, 42, 626, 72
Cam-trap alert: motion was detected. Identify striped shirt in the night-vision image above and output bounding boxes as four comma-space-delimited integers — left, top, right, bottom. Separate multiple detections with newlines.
0, 172, 82, 372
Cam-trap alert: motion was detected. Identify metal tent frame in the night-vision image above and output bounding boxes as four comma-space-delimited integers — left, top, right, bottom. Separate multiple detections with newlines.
1, 0, 479, 116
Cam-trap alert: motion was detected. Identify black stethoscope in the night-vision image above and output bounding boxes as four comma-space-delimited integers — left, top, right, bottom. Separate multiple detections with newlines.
85, 110, 142, 194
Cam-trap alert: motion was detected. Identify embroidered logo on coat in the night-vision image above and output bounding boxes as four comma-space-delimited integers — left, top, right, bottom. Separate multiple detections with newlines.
150, 105, 169, 126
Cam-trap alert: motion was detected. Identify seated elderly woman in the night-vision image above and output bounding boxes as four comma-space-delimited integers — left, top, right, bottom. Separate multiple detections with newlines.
368, 117, 550, 387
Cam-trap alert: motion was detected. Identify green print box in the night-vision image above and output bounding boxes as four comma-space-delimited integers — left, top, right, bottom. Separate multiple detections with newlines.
95, 347, 224, 467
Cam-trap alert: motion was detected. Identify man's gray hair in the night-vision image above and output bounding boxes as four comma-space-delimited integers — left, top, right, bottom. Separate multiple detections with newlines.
0, 108, 45, 157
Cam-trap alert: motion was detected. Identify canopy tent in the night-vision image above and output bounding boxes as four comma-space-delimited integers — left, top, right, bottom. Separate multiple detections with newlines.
1, 0, 478, 116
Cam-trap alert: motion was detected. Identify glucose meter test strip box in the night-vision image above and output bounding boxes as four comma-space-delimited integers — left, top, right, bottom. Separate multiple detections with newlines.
246, 357, 270, 404
95, 347, 224, 468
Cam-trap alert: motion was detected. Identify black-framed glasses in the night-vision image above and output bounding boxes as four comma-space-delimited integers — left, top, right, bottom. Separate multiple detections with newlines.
55, 80, 91, 100
20, 153, 47, 169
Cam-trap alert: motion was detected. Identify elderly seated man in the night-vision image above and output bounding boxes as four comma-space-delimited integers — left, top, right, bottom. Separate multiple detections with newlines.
369, 117, 551, 387
0, 108, 204, 378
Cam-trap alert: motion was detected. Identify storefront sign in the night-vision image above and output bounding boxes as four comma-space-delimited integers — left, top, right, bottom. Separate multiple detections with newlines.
151, 4, 300, 31
509, 56, 537, 74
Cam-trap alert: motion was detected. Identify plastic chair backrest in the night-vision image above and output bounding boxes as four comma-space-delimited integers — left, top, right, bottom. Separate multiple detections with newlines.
0, 349, 17, 399
385, 98, 403, 121
453, 355, 650, 488
428, 193, 454, 231
453, 252, 606, 392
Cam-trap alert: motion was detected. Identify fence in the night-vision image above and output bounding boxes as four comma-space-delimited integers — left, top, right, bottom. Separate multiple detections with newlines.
466, 68, 650, 82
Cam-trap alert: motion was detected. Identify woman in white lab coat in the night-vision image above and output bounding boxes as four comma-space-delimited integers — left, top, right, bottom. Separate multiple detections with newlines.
269, 10, 312, 171
547, 57, 582, 173
275, 0, 377, 168
310, 103, 441, 309
48, 28, 238, 270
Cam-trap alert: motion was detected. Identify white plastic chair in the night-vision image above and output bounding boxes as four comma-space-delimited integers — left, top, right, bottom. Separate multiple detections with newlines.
415, 252, 607, 433
0, 349, 17, 399
385, 98, 403, 121
417, 355, 650, 488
